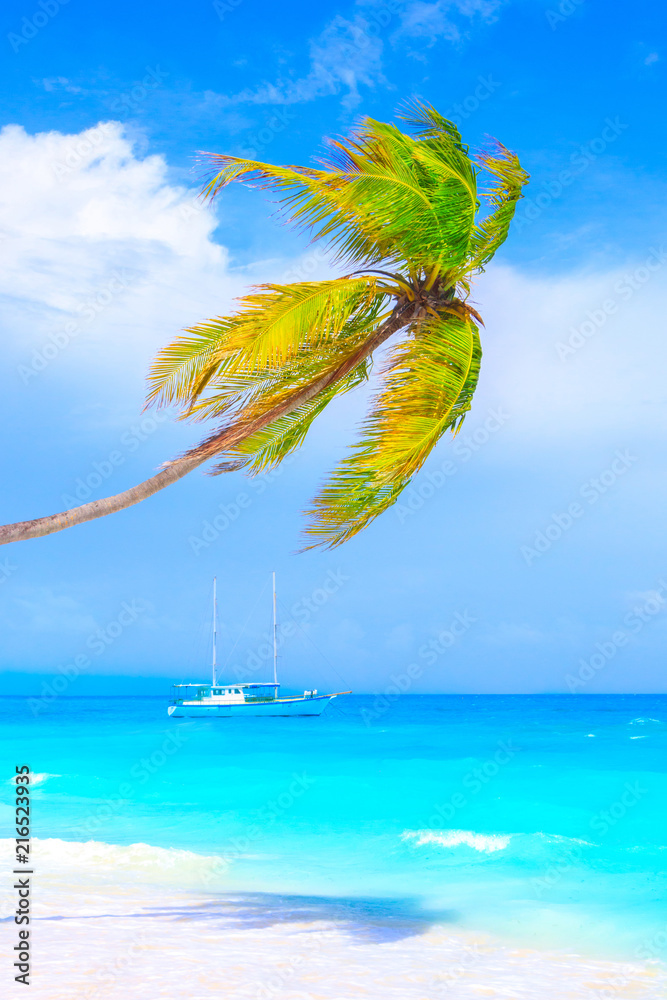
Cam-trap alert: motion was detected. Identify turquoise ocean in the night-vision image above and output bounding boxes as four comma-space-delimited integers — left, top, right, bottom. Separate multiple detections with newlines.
2, 693, 667, 998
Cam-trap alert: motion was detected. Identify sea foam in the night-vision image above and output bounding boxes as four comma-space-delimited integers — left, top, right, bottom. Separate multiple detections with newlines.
5, 771, 59, 786
1, 860, 664, 1000
401, 829, 512, 853
0, 837, 235, 895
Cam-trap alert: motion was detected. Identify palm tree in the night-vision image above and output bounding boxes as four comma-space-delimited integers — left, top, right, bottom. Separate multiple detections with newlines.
0, 102, 528, 549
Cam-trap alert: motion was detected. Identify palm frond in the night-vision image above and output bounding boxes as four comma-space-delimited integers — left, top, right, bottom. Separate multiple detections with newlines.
397, 99, 469, 152
302, 313, 482, 548
200, 153, 390, 266
217, 360, 371, 475
148, 275, 386, 418
147, 105, 525, 550
187, 314, 379, 428
146, 319, 233, 410
468, 140, 530, 269
201, 109, 479, 273
317, 117, 478, 271
213, 276, 387, 368
215, 290, 392, 425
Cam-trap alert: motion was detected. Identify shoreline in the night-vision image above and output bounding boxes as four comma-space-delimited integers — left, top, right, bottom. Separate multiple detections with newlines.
2, 837, 666, 999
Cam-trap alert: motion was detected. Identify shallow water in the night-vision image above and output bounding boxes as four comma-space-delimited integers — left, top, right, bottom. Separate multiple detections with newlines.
2, 694, 667, 996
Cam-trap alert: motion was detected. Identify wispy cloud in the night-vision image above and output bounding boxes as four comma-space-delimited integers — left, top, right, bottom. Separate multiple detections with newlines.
7, 587, 97, 635
389, 0, 504, 47
474, 259, 667, 444
41, 76, 85, 94
222, 0, 505, 109
486, 622, 547, 645
224, 14, 386, 110
0, 121, 339, 407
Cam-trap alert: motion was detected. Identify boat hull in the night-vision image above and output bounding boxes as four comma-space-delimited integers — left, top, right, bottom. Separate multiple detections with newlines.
168, 695, 334, 718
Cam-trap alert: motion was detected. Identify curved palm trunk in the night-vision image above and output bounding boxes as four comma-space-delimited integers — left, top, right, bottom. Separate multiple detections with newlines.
0, 301, 416, 546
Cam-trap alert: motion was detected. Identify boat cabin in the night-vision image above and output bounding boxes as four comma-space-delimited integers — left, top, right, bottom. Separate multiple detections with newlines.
170, 682, 280, 707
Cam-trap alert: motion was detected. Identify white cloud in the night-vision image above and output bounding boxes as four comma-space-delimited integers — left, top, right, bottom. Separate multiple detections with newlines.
486, 622, 547, 644
471, 256, 667, 446
0, 121, 238, 383
0, 121, 328, 430
626, 588, 667, 606
222, 1, 506, 109
41, 76, 84, 94
2, 120, 666, 462
385, 622, 415, 650
390, 0, 504, 46
393, 1, 461, 45
6, 587, 96, 635
224, 15, 386, 110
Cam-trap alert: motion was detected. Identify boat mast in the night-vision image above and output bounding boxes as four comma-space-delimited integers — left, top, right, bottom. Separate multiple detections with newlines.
212, 576, 217, 687
272, 571, 278, 686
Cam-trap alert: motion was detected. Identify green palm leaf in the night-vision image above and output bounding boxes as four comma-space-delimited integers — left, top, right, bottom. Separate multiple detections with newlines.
0, 101, 528, 551
317, 121, 477, 270
223, 359, 371, 475
147, 277, 387, 422
147, 102, 524, 550
201, 115, 479, 272
213, 276, 387, 367
146, 319, 233, 410
468, 140, 530, 269
302, 314, 482, 548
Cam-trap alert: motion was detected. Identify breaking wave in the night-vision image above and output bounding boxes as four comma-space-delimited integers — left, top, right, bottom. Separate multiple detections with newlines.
401, 829, 512, 853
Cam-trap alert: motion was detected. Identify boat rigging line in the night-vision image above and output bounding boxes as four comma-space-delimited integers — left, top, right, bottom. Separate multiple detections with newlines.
275, 595, 355, 712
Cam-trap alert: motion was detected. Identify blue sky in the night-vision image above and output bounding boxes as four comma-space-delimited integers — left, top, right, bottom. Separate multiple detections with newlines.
0, 0, 666, 695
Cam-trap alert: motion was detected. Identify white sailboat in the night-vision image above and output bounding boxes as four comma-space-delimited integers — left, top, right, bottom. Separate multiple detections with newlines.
167, 574, 350, 718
